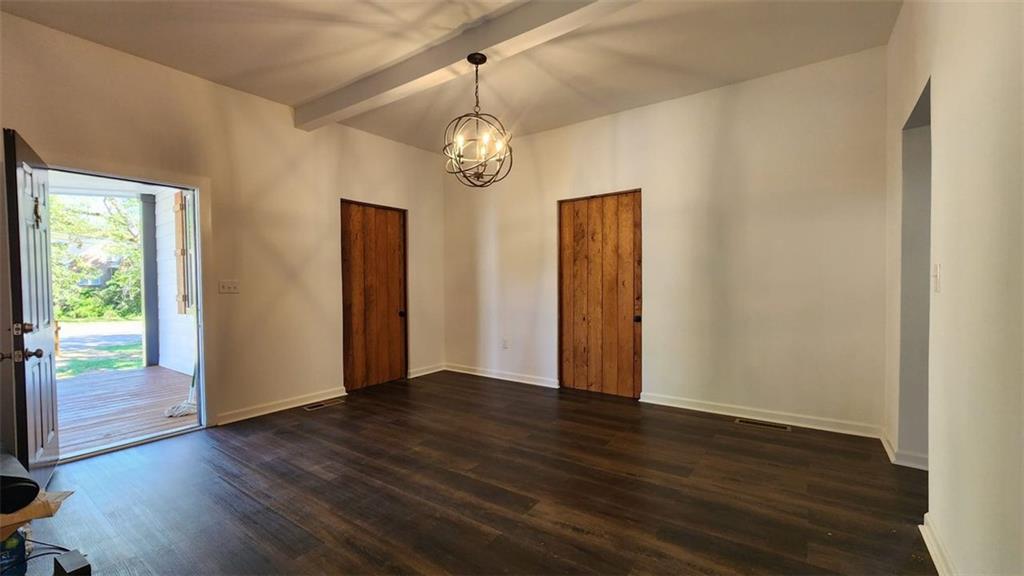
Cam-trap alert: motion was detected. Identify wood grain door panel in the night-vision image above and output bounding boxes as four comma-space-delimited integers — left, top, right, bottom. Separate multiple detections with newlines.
341, 200, 407, 391
558, 190, 641, 399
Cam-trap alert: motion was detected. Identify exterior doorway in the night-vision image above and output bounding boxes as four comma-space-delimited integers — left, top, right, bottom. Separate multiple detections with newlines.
4, 129, 207, 478
47, 169, 204, 460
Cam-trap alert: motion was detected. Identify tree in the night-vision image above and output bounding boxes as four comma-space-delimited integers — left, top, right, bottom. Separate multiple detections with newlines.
51, 195, 142, 320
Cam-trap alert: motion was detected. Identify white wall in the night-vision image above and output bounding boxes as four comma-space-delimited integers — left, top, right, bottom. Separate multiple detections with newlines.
444, 47, 888, 435
154, 192, 196, 375
884, 2, 1023, 574
0, 14, 446, 424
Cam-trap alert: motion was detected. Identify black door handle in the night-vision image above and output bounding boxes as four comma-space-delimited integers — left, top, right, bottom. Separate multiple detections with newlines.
634, 315, 641, 323
398, 310, 406, 318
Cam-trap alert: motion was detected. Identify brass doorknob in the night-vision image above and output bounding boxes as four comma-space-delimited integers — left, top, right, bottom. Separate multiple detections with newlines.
24, 348, 43, 359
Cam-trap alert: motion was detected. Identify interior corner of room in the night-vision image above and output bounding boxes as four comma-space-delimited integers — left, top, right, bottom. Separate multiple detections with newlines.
0, 1, 1021, 575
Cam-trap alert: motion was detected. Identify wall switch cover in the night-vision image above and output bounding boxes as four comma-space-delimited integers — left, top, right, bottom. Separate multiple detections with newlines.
218, 279, 240, 294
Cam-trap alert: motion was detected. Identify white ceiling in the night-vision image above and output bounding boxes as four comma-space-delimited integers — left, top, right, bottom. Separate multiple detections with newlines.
3, 1, 900, 151
344, 1, 901, 150
1, 0, 515, 106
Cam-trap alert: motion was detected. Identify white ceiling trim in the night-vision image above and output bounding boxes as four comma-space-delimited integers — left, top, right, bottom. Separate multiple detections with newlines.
293, 0, 636, 131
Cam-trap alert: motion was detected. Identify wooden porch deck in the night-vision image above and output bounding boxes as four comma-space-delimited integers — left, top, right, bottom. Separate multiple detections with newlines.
58, 366, 197, 458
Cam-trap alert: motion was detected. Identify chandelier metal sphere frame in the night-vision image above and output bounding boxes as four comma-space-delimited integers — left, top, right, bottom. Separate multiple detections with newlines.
442, 52, 513, 188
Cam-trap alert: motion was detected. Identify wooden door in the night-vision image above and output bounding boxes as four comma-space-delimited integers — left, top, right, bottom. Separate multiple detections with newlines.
558, 190, 641, 398
340, 200, 407, 391
3, 129, 59, 486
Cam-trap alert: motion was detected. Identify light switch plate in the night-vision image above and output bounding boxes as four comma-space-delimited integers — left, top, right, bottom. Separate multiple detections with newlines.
219, 279, 240, 294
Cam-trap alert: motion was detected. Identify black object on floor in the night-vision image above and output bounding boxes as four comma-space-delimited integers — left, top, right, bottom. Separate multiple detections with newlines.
0, 454, 39, 514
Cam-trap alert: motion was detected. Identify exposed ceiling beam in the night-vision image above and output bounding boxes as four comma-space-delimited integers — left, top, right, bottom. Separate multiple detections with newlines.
294, 0, 635, 131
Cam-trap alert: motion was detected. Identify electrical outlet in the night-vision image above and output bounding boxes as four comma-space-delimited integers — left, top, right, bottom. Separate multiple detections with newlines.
219, 279, 240, 294
502, 338, 510, 350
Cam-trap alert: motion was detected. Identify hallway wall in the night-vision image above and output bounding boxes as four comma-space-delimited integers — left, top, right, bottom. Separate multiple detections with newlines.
154, 191, 196, 375
884, 2, 1023, 572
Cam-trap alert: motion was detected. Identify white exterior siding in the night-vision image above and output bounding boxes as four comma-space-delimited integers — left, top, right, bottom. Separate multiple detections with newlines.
154, 192, 195, 375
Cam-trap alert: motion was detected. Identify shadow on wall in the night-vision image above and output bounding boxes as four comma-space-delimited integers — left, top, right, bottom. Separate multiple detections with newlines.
495, 142, 549, 376
702, 88, 740, 404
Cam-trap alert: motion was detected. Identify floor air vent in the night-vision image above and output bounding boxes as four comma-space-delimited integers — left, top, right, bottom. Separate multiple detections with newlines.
734, 418, 791, 431
303, 398, 345, 412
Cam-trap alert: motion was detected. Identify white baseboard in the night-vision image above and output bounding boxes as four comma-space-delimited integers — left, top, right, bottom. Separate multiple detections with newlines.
443, 363, 558, 388
215, 387, 346, 425
881, 431, 929, 470
216, 370, 883, 443
881, 432, 897, 460
893, 448, 928, 470
408, 364, 445, 378
425, 369, 880, 438
640, 392, 881, 438
920, 513, 954, 576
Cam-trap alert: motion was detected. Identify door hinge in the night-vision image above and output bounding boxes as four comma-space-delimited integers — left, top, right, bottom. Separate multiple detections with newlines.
11, 323, 35, 336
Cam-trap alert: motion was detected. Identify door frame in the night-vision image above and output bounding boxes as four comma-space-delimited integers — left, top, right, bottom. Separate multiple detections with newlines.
893, 80, 931, 471
339, 198, 409, 388
556, 188, 642, 396
46, 166, 209, 434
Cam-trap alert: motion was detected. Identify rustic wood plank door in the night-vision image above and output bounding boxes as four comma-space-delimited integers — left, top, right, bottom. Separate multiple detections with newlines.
3, 129, 59, 486
341, 200, 407, 391
559, 190, 641, 398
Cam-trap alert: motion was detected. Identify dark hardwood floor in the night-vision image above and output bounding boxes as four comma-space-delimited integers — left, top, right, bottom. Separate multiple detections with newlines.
29, 371, 934, 575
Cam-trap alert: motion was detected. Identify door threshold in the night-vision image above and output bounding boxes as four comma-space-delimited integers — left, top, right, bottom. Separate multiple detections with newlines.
59, 424, 202, 463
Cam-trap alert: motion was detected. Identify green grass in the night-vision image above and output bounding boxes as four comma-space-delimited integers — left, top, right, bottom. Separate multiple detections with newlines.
56, 342, 143, 379
58, 317, 143, 324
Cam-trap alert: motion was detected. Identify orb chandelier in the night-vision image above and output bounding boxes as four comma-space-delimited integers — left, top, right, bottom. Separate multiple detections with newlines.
442, 52, 513, 188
